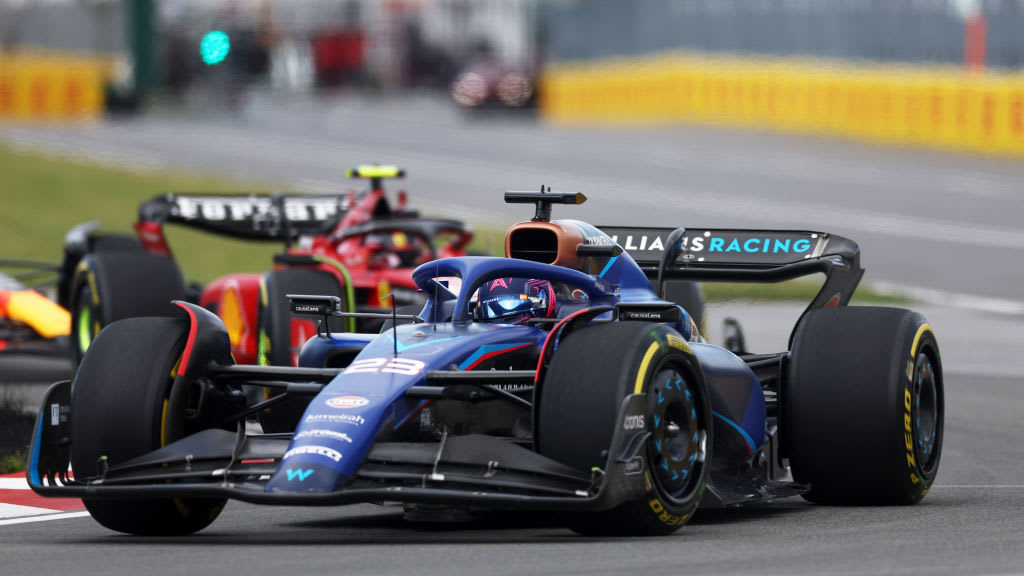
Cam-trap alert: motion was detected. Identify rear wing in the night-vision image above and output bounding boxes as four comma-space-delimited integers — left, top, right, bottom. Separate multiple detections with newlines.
598, 225, 864, 313
138, 193, 351, 242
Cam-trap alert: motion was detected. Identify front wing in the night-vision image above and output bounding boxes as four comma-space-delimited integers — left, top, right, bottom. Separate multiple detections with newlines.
28, 380, 653, 512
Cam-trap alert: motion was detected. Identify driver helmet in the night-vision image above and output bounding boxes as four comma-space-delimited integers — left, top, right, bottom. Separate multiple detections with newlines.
475, 277, 556, 324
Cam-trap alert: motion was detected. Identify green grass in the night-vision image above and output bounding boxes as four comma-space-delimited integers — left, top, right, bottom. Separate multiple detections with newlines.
0, 395, 33, 474
1, 143, 281, 283
0, 450, 27, 475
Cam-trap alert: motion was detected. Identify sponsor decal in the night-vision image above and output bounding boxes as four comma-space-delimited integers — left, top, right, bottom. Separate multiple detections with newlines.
295, 429, 353, 443
286, 468, 314, 482
648, 497, 692, 527
49, 403, 70, 426
903, 386, 917, 483
326, 395, 370, 409
172, 196, 342, 223
623, 414, 646, 431
615, 235, 666, 252
603, 229, 821, 263
610, 233, 813, 255
666, 334, 691, 353
625, 457, 644, 475
304, 413, 365, 426
570, 288, 588, 303
283, 445, 343, 463
293, 304, 325, 313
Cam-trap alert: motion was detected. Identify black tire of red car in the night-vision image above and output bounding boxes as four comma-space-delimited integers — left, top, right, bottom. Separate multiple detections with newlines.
663, 280, 705, 335
257, 268, 344, 431
537, 322, 712, 536
784, 306, 943, 505
57, 232, 142, 310
69, 251, 186, 366
69, 316, 226, 535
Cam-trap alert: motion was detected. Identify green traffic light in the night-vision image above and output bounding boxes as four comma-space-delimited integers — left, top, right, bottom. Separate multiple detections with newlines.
200, 30, 231, 66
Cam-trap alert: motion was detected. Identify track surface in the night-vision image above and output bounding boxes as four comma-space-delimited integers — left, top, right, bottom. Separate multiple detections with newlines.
2, 95, 1023, 574
0, 368, 1021, 576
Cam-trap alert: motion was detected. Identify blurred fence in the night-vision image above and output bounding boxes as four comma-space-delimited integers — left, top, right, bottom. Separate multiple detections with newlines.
539, 0, 1024, 158
543, 0, 1024, 69
540, 53, 1024, 157
0, 52, 113, 122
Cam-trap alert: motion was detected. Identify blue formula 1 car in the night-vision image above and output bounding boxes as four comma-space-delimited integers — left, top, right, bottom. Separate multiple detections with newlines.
27, 190, 944, 536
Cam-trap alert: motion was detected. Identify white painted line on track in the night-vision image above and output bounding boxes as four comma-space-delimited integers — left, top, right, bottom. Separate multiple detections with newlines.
873, 282, 1024, 317
0, 510, 91, 526
0, 477, 29, 490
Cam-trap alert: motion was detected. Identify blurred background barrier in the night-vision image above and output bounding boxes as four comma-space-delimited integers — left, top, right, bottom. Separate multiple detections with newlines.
2, 0, 1024, 158
539, 54, 1024, 158
0, 52, 113, 121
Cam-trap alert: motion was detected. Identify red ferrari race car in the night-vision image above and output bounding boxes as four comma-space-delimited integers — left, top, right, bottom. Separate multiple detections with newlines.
66, 166, 475, 376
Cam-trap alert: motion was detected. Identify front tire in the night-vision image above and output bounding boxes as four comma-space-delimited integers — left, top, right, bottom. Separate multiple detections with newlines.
70, 316, 226, 535
784, 306, 943, 505
538, 322, 711, 536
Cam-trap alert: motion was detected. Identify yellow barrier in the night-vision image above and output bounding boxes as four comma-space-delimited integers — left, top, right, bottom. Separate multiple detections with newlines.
539, 52, 1024, 159
0, 52, 114, 122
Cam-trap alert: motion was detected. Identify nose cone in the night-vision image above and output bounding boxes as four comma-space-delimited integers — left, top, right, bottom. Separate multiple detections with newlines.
266, 394, 390, 493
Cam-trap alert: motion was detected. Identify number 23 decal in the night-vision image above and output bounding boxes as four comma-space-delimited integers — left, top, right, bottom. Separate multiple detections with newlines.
344, 358, 426, 376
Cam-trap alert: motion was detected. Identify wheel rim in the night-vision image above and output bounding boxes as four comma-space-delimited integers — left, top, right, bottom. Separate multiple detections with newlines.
75, 288, 98, 356
913, 352, 940, 475
648, 367, 706, 502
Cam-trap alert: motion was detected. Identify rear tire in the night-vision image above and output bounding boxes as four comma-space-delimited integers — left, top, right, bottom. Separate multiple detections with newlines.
69, 251, 186, 366
784, 306, 943, 505
257, 268, 343, 431
663, 281, 705, 334
70, 316, 226, 535
258, 268, 345, 367
538, 322, 711, 536
57, 232, 142, 309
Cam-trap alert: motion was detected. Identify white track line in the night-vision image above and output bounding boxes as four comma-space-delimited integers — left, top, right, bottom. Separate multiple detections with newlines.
0, 477, 29, 490
0, 510, 91, 526
872, 281, 1024, 317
